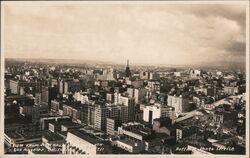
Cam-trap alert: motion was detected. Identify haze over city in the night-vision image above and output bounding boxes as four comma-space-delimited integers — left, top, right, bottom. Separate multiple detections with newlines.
4, 3, 246, 66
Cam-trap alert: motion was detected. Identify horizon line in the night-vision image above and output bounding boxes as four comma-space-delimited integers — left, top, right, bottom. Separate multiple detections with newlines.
5, 57, 246, 68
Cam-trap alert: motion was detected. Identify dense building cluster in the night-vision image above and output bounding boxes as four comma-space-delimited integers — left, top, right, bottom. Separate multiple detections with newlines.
4, 59, 246, 155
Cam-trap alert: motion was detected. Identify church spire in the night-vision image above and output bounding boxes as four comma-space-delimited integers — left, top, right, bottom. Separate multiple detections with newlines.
125, 59, 131, 77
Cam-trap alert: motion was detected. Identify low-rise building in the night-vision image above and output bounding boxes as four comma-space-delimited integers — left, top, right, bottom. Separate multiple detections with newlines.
115, 138, 145, 153
224, 86, 238, 95
4, 131, 43, 147
62, 130, 111, 155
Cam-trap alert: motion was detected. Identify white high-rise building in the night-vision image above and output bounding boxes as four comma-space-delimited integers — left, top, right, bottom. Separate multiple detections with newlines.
106, 68, 114, 81
73, 92, 89, 104
114, 92, 121, 105
143, 103, 174, 124
167, 95, 190, 114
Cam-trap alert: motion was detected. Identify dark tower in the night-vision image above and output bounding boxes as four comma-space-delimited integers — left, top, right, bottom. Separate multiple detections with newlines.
125, 59, 131, 77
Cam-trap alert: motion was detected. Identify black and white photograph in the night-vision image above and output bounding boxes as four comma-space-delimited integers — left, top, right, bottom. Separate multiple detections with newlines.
1, 1, 249, 157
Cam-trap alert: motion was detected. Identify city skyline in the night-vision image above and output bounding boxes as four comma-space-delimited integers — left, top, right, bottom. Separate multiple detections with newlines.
2, 1, 249, 156
3, 3, 246, 66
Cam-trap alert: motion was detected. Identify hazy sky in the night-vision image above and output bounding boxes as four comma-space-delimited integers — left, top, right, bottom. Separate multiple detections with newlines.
3, 3, 247, 66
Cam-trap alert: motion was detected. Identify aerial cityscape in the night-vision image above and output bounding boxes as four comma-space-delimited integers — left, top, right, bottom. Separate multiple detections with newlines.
4, 58, 246, 155
2, 2, 248, 156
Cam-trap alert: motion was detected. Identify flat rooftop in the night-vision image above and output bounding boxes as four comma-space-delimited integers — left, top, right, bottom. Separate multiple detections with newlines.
5, 130, 43, 140
123, 125, 152, 137
43, 131, 64, 142
69, 130, 100, 145
61, 121, 82, 128
21, 131, 43, 140
5, 131, 23, 139
118, 138, 138, 147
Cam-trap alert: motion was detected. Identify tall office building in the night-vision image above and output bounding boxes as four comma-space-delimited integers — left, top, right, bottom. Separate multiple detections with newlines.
94, 105, 109, 131
41, 86, 57, 109
59, 79, 64, 94
119, 96, 135, 122
106, 117, 121, 136
134, 88, 147, 103
167, 95, 190, 114
88, 105, 96, 127
41, 86, 49, 106
126, 87, 148, 104
143, 103, 173, 124
127, 87, 134, 98
117, 105, 128, 123
107, 105, 119, 118
9, 79, 19, 94
114, 92, 121, 105
106, 68, 115, 81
